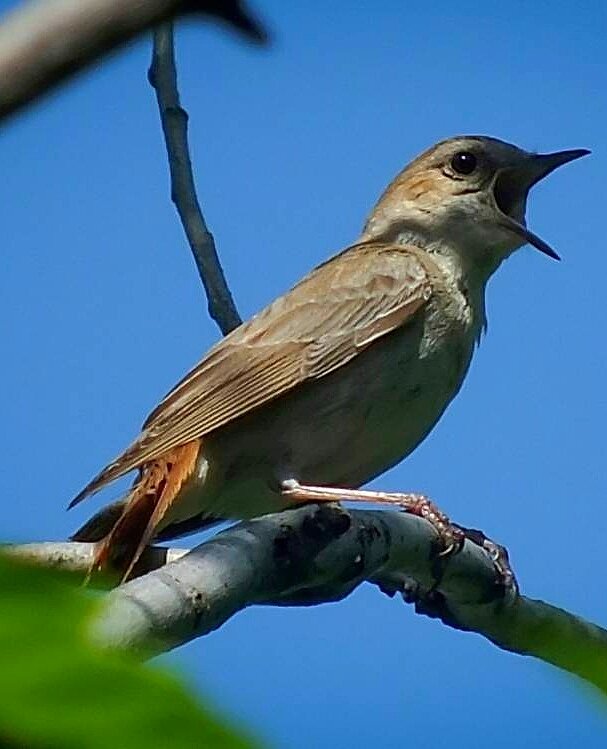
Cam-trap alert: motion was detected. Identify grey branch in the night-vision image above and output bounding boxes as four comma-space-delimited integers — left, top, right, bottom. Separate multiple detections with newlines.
0, 0, 265, 122
149, 23, 242, 334
10, 505, 607, 696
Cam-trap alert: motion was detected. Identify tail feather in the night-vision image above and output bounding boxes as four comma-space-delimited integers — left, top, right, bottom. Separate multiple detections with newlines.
86, 439, 201, 582
90, 487, 156, 578
121, 440, 200, 581
73, 499, 222, 543
71, 499, 127, 542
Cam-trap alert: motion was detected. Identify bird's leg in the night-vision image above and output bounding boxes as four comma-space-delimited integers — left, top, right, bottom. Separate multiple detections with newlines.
280, 480, 517, 595
280, 480, 464, 556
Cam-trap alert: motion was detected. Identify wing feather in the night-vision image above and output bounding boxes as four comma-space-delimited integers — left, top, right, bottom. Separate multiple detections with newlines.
71, 243, 433, 505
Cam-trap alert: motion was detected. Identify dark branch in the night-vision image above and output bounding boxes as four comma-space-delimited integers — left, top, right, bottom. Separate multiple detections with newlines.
148, 23, 242, 334
0, 0, 265, 124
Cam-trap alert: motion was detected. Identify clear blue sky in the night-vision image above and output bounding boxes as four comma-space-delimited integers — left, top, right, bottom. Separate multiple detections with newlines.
2, 0, 606, 746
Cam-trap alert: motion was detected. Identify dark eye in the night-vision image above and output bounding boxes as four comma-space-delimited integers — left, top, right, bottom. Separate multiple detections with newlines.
450, 151, 477, 175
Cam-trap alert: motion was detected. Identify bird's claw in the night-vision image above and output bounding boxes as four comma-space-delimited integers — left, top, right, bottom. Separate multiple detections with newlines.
401, 494, 465, 558
455, 525, 518, 598
401, 497, 518, 598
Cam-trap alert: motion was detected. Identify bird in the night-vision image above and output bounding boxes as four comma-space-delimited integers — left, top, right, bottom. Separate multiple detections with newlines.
70, 135, 588, 582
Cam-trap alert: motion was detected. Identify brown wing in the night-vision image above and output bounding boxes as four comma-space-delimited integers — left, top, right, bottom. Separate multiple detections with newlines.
70, 242, 432, 506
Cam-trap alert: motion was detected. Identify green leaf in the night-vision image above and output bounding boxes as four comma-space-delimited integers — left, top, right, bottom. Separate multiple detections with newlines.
0, 555, 258, 749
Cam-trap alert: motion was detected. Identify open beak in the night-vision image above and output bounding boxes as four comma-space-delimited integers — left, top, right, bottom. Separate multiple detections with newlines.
493, 148, 590, 260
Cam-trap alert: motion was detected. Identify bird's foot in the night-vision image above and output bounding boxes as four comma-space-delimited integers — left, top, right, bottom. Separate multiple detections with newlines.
281, 481, 464, 555
454, 525, 518, 597
395, 493, 466, 557
281, 480, 517, 595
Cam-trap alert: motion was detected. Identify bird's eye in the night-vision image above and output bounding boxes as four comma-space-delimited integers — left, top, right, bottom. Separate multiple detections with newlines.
450, 151, 477, 175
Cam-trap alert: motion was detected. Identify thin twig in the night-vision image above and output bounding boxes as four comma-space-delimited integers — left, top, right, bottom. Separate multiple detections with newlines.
149, 23, 242, 334
10, 505, 607, 698
0, 0, 266, 123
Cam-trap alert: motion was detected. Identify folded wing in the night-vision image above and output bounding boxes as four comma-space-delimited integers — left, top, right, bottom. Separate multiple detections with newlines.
70, 242, 432, 507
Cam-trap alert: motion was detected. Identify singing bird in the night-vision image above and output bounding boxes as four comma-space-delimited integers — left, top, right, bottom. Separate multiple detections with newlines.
71, 136, 588, 581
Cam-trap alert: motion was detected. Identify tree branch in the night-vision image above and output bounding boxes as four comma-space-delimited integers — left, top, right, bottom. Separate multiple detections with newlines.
149, 22, 242, 334
10, 505, 607, 696
0, 0, 266, 123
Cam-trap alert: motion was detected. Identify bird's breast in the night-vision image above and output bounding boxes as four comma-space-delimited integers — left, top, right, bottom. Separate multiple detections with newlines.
324, 298, 476, 486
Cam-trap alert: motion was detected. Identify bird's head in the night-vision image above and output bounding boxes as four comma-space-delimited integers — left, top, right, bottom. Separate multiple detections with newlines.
363, 136, 589, 276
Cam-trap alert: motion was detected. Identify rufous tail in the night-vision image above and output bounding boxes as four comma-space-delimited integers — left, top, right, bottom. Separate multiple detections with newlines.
86, 440, 200, 583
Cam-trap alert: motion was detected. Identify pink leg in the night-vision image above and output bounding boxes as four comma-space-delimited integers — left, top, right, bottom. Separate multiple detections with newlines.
281, 480, 517, 594
281, 480, 464, 555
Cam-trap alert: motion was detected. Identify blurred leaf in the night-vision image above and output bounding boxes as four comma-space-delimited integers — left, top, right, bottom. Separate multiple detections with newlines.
0, 555, 257, 749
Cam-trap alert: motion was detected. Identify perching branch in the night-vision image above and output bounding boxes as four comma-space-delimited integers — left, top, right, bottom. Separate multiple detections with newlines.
149, 23, 242, 334
11, 505, 607, 697
0, 0, 266, 123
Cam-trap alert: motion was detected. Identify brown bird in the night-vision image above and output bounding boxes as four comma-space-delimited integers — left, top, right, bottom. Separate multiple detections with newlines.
71, 135, 588, 581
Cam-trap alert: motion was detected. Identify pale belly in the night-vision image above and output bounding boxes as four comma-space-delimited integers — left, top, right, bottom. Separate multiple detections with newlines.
161, 313, 477, 529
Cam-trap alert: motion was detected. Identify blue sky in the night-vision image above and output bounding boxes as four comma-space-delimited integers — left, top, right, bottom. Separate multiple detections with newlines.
2, 0, 606, 746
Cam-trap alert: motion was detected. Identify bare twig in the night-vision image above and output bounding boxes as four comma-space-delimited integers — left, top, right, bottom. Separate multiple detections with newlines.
149, 23, 242, 334
0, 0, 266, 123
11, 505, 607, 697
